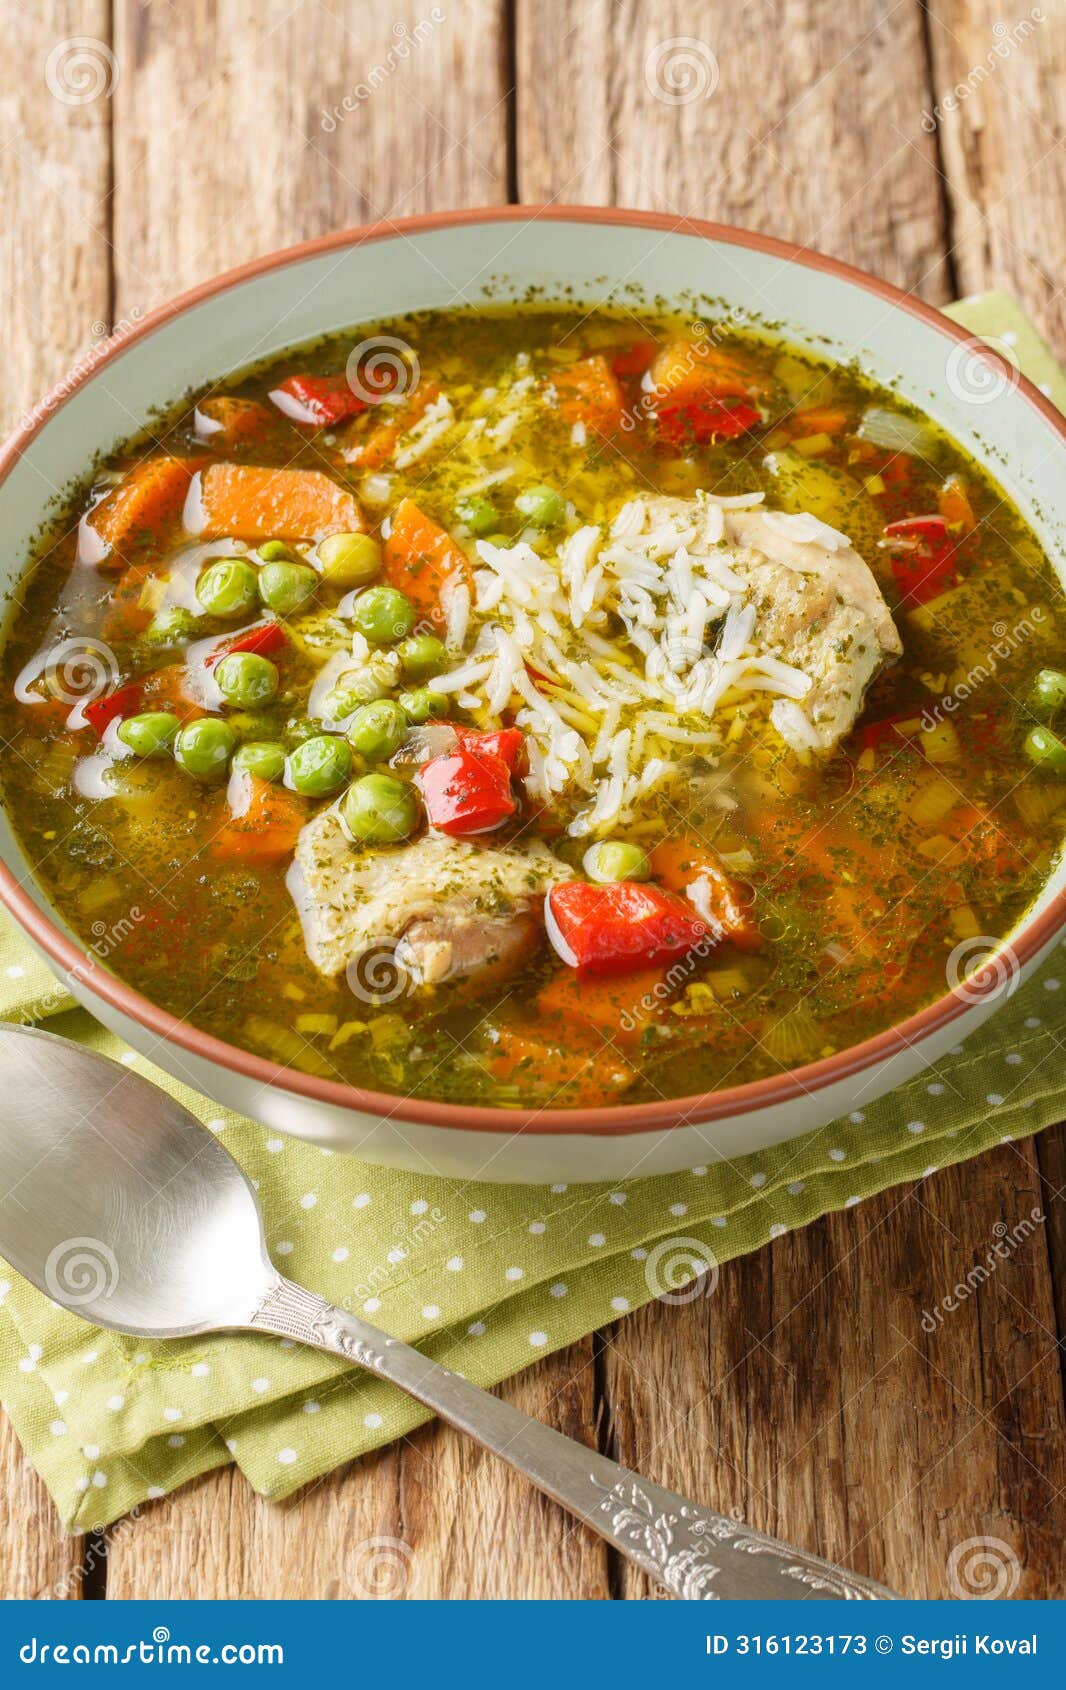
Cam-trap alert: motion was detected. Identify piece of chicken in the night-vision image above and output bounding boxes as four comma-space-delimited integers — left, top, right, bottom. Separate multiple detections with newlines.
287, 809, 568, 987
611, 494, 902, 754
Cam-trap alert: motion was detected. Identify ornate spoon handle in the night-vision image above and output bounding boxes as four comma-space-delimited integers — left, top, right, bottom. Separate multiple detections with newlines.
251, 1275, 898, 1601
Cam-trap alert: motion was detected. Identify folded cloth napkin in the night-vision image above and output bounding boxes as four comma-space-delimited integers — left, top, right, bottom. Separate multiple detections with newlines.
1, 294, 1064, 1532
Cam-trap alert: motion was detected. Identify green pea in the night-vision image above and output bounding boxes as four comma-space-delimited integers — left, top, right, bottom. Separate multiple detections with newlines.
146, 606, 200, 646
232, 741, 287, 783
1029, 668, 1066, 720
287, 734, 353, 797
583, 840, 651, 883
399, 687, 449, 725
347, 699, 407, 762
351, 585, 415, 644
515, 484, 566, 528
341, 772, 420, 844
397, 633, 447, 681
196, 558, 259, 617
258, 539, 300, 563
214, 651, 279, 708
317, 531, 382, 588
174, 717, 238, 782
258, 560, 317, 615
457, 495, 498, 536
1023, 723, 1066, 774
116, 711, 180, 759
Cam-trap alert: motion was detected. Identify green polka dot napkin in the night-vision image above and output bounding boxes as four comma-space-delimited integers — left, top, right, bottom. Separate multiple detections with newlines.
2, 295, 1065, 1532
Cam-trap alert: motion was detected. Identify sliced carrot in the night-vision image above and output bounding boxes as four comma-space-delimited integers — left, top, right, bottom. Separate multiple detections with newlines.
210, 776, 307, 865
650, 837, 762, 952
189, 463, 363, 541
485, 1020, 635, 1105
382, 498, 475, 633
608, 337, 658, 378
550, 354, 624, 436
88, 457, 196, 566
647, 338, 769, 409
342, 381, 440, 469
789, 405, 849, 437
100, 563, 162, 639
938, 474, 976, 535
139, 663, 201, 721
196, 397, 276, 448
536, 967, 670, 1048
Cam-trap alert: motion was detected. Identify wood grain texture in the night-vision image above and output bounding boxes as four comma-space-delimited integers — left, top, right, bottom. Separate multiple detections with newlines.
106, 1349, 609, 1598
925, 0, 1066, 351
603, 1145, 1066, 1600
515, 0, 953, 297
0, 1414, 86, 1598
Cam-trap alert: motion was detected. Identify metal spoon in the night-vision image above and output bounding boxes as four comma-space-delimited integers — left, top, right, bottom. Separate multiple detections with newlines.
0, 1022, 898, 1600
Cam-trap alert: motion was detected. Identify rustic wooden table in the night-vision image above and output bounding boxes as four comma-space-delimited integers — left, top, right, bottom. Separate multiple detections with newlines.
2, 0, 1064, 1602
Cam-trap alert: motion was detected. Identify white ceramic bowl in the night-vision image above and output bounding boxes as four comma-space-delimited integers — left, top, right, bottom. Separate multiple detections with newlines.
1, 207, 1064, 1182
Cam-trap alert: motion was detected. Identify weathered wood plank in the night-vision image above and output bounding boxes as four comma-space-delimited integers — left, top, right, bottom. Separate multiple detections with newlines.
110, 0, 509, 319
515, 0, 952, 296
0, 0, 114, 1601
106, 1350, 609, 1598
603, 1146, 1066, 1599
925, 0, 1066, 351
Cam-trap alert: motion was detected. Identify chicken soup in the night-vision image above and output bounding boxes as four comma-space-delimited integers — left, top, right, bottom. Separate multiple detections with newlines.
2, 308, 1063, 1108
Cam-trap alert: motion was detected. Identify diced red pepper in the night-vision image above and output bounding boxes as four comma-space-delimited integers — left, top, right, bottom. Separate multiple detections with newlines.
204, 621, 288, 667
420, 748, 516, 836
655, 399, 761, 449
269, 374, 368, 429
545, 881, 709, 978
883, 514, 959, 605
83, 682, 141, 737
450, 724, 524, 774
608, 338, 658, 378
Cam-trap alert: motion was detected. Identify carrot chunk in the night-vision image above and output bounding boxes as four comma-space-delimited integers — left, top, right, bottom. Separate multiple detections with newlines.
342, 381, 440, 469
382, 498, 475, 632
187, 463, 363, 541
550, 354, 624, 436
88, 457, 196, 565
650, 838, 762, 951
536, 967, 669, 1048
210, 776, 307, 864
647, 338, 769, 409
485, 1021, 635, 1104
196, 397, 276, 448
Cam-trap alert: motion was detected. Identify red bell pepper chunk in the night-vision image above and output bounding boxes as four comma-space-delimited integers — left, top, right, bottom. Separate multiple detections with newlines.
545, 881, 710, 978
83, 682, 141, 737
204, 621, 288, 666
420, 748, 516, 836
608, 338, 658, 379
883, 513, 958, 605
450, 724, 524, 773
269, 373, 367, 429
854, 711, 916, 754
656, 399, 760, 448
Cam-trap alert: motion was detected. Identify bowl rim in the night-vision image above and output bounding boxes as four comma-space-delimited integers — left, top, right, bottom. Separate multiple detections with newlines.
0, 202, 1063, 1140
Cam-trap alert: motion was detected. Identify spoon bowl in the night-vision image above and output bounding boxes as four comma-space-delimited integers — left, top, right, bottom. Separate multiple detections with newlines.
0, 1024, 273, 1336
